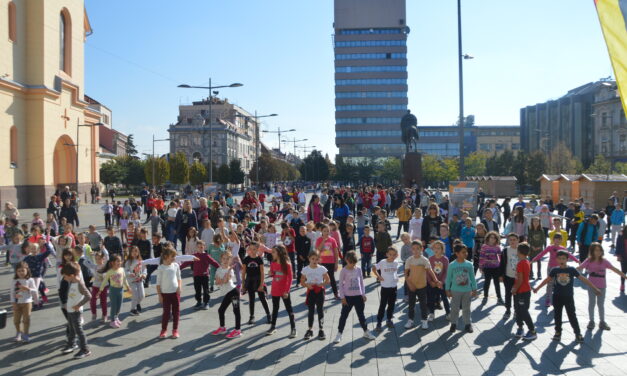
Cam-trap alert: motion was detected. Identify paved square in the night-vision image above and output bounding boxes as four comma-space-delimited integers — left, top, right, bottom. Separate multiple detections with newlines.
1, 202, 627, 376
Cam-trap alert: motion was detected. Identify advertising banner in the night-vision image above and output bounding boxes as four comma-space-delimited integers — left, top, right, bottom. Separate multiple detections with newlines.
448, 181, 479, 218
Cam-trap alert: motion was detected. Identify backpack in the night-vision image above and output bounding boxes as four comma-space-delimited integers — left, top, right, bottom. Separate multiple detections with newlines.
78, 258, 93, 286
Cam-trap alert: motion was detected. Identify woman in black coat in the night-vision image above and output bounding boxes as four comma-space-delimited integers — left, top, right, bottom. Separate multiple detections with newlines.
421, 203, 443, 242
59, 199, 79, 228
175, 199, 198, 253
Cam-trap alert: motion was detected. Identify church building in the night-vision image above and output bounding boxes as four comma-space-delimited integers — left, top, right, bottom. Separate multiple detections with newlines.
0, 0, 100, 208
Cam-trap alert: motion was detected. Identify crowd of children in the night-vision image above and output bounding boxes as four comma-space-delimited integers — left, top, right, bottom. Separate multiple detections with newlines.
3, 187, 627, 361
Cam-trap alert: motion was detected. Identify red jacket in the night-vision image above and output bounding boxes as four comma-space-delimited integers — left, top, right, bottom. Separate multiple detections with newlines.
270, 262, 293, 297
180, 252, 220, 277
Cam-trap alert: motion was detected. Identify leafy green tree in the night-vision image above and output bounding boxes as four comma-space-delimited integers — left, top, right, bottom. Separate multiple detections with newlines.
442, 158, 459, 182
100, 160, 125, 187
126, 134, 138, 157
547, 142, 579, 174
586, 155, 612, 174
464, 152, 488, 176
189, 160, 207, 186
302, 150, 330, 181
229, 159, 245, 185
614, 162, 627, 175
511, 152, 528, 187
169, 152, 190, 185
144, 156, 170, 187
216, 164, 231, 185
115, 155, 145, 188
422, 154, 445, 186
526, 151, 547, 189
379, 157, 401, 183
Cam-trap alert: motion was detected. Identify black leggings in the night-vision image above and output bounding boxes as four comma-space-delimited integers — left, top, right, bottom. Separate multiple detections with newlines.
306, 289, 325, 329
246, 281, 270, 317
321, 263, 338, 296
483, 268, 502, 300
218, 288, 241, 330
620, 259, 627, 286
271, 295, 295, 329
553, 294, 580, 335
338, 295, 368, 333
376, 287, 397, 323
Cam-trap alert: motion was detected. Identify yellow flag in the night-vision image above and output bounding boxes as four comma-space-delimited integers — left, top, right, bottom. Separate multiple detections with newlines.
596, 0, 627, 114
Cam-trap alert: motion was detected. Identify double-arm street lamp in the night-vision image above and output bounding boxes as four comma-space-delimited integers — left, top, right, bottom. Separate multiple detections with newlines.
235, 112, 278, 186
281, 137, 308, 157
177, 79, 243, 182
263, 126, 295, 154
65, 121, 103, 199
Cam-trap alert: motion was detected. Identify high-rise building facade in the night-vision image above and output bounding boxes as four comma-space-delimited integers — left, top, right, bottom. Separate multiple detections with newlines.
334, 0, 409, 161
520, 81, 609, 167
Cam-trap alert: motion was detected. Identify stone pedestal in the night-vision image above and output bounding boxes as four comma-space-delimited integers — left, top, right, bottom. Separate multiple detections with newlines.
402, 152, 422, 188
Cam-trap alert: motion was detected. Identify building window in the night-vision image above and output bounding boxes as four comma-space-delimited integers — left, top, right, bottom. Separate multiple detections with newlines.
10, 126, 17, 167
336, 78, 407, 86
59, 9, 72, 75
335, 40, 406, 48
336, 66, 406, 73
8, 1, 16, 42
479, 144, 491, 151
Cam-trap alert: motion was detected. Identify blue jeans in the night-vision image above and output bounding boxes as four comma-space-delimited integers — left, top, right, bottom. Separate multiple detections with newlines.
360, 253, 372, 276
166, 222, 177, 244
109, 286, 123, 319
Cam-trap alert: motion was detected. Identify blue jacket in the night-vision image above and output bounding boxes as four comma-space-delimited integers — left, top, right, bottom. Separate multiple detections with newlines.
23, 243, 55, 278
576, 220, 598, 245
460, 226, 476, 249
611, 209, 625, 226
333, 204, 350, 222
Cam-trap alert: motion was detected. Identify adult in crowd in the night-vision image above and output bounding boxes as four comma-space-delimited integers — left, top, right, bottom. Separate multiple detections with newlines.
59, 199, 79, 228
307, 195, 324, 224
421, 203, 443, 241
175, 200, 198, 253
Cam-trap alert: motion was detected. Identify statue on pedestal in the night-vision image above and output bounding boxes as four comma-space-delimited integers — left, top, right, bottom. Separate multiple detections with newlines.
400, 110, 419, 154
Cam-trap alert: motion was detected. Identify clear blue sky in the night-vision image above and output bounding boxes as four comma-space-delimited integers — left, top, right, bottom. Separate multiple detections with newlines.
84, 0, 613, 159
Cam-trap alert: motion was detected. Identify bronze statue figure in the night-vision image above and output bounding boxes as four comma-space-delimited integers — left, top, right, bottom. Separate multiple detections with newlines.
400, 110, 419, 154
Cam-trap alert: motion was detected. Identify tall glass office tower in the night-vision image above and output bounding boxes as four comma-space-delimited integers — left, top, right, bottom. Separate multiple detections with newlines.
334, 0, 409, 161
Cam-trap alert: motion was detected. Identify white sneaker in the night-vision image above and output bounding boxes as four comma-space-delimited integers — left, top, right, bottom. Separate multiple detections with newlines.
421, 320, 429, 330
404, 319, 414, 329
427, 313, 435, 322
333, 333, 342, 344
363, 331, 376, 340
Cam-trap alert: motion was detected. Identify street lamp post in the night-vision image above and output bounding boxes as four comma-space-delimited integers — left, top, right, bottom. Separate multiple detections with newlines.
457, 0, 474, 179
152, 135, 170, 189
282, 138, 308, 157
262, 126, 295, 154
66, 121, 103, 200
235, 112, 278, 186
177, 79, 243, 182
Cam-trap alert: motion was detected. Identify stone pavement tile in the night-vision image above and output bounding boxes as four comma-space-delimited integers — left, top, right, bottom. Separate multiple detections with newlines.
376, 357, 406, 376
589, 362, 627, 376
427, 361, 459, 375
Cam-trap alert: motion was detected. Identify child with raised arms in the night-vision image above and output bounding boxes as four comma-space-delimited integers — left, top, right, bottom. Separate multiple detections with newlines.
179, 240, 220, 310
99, 254, 130, 328
576, 242, 626, 330
334, 251, 376, 344
530, 233, 580, 306
534, 250, 600, 343
300, 250, 330, 340
372, 247, 400, 331
211, 252, 243, 339
124, 245, 146, 316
